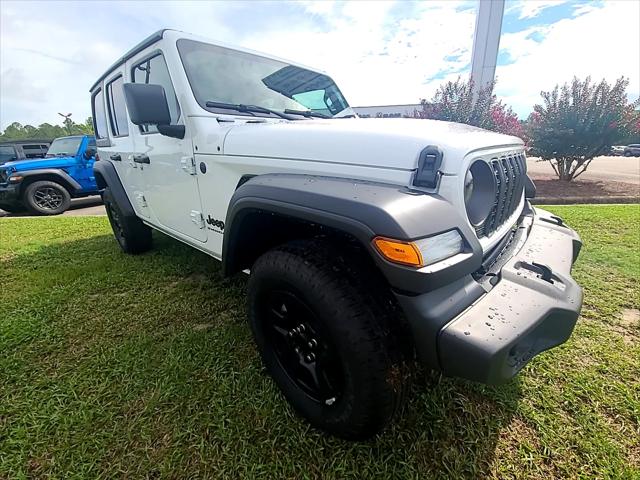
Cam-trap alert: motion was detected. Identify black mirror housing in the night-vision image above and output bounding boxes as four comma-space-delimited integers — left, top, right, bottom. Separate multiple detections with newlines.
123, 83, 171, 126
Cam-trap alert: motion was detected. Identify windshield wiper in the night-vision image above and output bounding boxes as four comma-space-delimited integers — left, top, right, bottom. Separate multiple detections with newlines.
283, 109, 330, 119
205, 101, 295, 120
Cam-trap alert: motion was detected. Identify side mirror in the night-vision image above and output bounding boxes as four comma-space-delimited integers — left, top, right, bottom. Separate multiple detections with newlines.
123, 83, 184, 139
84, 148, 96, 160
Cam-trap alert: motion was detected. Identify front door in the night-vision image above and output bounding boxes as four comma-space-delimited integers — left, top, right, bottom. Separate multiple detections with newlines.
130, 52, 206, 242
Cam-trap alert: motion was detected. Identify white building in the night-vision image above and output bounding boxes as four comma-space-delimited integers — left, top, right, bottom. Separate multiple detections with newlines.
352, 104, 422, 118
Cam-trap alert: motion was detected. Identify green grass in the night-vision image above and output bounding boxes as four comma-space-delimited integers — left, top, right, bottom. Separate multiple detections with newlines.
0, 205, 638, 479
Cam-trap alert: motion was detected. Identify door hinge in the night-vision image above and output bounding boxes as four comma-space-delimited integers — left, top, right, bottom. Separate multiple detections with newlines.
135, 192, 147, 207
190, 210, 205, 229
181, 156, 197, 175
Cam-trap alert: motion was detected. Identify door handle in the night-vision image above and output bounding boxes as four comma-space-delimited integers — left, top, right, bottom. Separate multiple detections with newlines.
110, 154, 121, 161
133, 154, 150, 164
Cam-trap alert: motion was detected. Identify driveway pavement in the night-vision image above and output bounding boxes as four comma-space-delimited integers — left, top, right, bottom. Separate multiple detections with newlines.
527, 155, 640, 184
0, 196, 105, 217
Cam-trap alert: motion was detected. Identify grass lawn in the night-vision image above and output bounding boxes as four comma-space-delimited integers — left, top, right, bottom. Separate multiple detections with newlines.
1, 205, 639, 479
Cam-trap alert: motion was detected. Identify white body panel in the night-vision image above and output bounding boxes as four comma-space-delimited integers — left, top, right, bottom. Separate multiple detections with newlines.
91, 29, 526, 261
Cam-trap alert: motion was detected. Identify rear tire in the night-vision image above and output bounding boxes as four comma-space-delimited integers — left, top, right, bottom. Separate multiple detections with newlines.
23, 180, 71, 215
248, 239, 411, 440
103, 187, 152, 254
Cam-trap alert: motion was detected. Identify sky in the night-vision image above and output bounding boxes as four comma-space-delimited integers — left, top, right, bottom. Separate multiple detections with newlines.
0, 0, 638, 130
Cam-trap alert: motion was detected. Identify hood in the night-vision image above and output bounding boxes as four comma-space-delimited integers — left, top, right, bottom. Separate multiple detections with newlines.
1, 156, 76, 172
222, 118, 523, 173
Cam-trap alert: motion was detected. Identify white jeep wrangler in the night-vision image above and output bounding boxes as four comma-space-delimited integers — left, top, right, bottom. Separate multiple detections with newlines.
91, 29, 583, 439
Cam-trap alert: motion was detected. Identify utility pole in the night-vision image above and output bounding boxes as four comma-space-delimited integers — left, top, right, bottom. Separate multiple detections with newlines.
470, 0, 505, 99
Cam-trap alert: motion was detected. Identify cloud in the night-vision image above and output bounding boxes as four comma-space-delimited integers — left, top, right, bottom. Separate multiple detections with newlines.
495, 0, 640, 116
0, 0, 638, 128
507, 0, 569, 20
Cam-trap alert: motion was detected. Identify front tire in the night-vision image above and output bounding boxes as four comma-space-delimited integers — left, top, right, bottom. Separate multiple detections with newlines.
248, 240, 410, 440
103, 187, 152, 254
23, 180, 71, 215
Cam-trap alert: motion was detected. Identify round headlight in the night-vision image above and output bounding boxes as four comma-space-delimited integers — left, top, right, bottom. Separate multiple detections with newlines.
465, 160, 497, 226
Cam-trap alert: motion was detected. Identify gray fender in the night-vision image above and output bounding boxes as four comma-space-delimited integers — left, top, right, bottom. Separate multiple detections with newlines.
19, 169, 82, 193
223, 174, 483, 294
93, 161, 136, 217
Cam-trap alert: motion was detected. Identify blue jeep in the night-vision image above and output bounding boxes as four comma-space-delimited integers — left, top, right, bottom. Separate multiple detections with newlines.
0, 135, 98, 215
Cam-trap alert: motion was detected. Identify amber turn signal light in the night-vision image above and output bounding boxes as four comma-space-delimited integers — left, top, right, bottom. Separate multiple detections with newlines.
372, 237, 424, 267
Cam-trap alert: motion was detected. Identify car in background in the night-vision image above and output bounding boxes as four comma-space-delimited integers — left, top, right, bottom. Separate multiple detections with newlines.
0, 135, 99, 215
0, 139, 52, 165
623, 144, 640, 157
610, 145, 625, 156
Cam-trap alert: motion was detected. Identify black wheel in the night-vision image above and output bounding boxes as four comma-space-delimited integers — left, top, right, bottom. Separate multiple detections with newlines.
103, 187, 152, 254
23, 180, 71, 215
248, 239, 411, 440
623, 151, 632, 157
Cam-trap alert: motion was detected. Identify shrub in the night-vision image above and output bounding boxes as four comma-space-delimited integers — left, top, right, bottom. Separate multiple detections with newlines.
416, 77, 526, 140
527, 76, 640, 181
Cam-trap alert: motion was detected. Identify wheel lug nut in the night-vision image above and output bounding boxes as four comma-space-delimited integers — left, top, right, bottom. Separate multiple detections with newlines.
308, 339, 317, 349
305, 353, 315, 362
298, 324, 306, 332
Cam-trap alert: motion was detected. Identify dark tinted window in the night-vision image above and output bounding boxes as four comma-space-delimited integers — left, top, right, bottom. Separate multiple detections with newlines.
106, 76, 129, 137
132, 54, 180, 133
0, 146, 17, 163
92, 89, 108, 139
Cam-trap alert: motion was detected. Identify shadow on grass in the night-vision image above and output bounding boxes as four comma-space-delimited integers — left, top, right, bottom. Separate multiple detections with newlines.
0, 231, 522, 478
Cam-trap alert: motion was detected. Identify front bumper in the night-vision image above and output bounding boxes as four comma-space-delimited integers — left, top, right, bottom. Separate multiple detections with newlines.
0, 182, 21, 207
397, 206, 583, 384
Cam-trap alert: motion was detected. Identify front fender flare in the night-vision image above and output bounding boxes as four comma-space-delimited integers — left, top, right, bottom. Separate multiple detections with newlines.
18, 169, 82, 193
223, 174, 482, 294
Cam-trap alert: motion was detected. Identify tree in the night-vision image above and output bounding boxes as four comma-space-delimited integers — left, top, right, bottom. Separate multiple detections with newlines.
527, 76, 640, 181
0, 116, 94, 142
416, 77, 526, 140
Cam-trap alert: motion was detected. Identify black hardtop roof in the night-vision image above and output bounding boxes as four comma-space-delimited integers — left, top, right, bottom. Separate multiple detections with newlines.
90, 29, 173, 92
0, 139, 53, 145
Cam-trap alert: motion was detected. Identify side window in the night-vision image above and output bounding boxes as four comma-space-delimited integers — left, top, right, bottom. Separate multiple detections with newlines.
132, 53, 180, 134
92, 89, 108, 139
106, 76, 129, 137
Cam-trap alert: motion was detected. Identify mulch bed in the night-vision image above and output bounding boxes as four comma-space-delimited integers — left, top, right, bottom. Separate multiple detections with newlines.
531, 176, 639, 204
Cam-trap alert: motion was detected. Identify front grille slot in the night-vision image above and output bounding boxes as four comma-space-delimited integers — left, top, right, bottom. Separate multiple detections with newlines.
476, 152, 526, 238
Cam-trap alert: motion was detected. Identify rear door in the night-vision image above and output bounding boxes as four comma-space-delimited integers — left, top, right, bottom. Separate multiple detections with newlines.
129, 51, 206, 242
94, 67, 150, 218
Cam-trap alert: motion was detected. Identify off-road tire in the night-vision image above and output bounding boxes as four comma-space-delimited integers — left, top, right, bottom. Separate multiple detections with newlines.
23, 180, 71, 215
103, 187, 152, 254
248, 239, 411, 440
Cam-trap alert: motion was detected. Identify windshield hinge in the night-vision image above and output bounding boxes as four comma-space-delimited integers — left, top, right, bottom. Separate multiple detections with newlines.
181, 156, 197, 175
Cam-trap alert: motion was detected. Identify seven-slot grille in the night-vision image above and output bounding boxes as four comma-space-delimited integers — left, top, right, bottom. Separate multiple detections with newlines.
476, 151, 527, 238
0, 169, 7, 184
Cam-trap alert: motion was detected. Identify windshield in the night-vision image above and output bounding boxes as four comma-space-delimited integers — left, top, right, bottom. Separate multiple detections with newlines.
177, 39, 350, 118
46, 137, 82, 157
